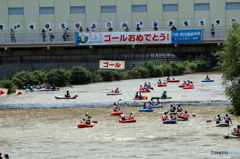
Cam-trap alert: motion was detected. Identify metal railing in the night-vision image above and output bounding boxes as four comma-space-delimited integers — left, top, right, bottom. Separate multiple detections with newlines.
0, 28, 227, 44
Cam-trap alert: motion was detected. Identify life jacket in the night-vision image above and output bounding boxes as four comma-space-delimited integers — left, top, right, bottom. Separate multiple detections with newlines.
111, 91, 114, 93
129, 115, 133, 119
140, 87, 144, 90
237, 128, 240, 135
184, 84, 187, 87
171, 114, 176, 120
145, 86, 148, 90
162, 115, 167, 121
189, 83, 193, 86
215, 117, 220, 122
183, 113, 189, 119
224, 116, 230, 122
177, 112, 182, 117
115, 89, 118, 93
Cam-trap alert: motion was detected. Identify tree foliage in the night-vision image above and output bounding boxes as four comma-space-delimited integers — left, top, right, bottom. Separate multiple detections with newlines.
215, 22, 240, 115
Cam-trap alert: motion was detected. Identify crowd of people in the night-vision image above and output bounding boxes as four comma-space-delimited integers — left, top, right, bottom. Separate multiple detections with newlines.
23, 82, 56, 90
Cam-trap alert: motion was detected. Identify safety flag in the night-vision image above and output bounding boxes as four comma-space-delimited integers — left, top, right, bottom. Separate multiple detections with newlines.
16, 89, 26, 98
0, 88, 8, 96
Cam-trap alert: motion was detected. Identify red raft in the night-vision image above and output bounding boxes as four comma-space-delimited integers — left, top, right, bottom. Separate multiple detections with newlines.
183, 86, 194, 89
77, 123, 95, 128
133, 95, 148, 100
139, 89, 151, 93
179, 85, 184, 87
167, 80, 180, 82
119, 119, 136, 123
158, 84, 167, 87
111, 111, 121, 116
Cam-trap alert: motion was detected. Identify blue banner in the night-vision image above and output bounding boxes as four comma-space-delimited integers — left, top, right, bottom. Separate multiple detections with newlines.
171, 29, 202, 43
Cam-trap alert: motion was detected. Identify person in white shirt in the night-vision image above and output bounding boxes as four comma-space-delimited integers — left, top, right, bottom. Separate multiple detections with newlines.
120, 112, 125, 120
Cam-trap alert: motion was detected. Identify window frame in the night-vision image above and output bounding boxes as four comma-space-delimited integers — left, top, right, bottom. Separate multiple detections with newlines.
70, 6, 85, 14
226, 2, 240, 10
39, 7, 55, 14
8, 7, 24, 15
194, 3, 210, 11
101, 5, 116, 13
132, 5, 147, 12
163, 4, 178, 12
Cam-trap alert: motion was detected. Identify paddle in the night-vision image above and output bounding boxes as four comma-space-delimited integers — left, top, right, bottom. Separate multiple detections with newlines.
92, 121, 98, 123
192, 115, 196, 117
206, 120, 212, 123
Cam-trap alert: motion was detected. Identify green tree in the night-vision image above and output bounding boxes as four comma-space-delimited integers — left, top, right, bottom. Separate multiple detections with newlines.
47, 68, 70, 86
70, 66, 92, 84
215, 22, 240, 115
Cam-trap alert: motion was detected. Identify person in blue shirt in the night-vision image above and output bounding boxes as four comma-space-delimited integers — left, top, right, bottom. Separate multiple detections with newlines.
138, 92, 142, 99
144, 82, 147, 89
162, 91, 167, 98
143, 102, 147, 109
148, 101, 153, 109
154, 99, 160, 105
158, 79, 162, 84
135, 92, 138, 98
206, 75, 210, 80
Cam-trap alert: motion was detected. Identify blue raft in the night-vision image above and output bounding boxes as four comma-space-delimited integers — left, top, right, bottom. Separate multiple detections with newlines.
139, 108, 154, 112
163, 119, 177, 124
201, 79, 214, 82
153, 104, 163, 108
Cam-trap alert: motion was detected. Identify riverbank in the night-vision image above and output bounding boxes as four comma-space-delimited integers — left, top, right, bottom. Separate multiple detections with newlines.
0, 72, 229, 109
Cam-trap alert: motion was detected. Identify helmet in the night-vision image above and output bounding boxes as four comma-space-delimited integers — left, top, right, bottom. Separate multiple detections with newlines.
136, 92, 138, 93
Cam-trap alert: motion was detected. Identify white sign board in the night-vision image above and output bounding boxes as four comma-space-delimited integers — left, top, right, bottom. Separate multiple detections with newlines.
99, 60, 125, 69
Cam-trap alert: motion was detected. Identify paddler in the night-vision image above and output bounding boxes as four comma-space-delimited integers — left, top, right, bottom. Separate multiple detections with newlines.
162, 112, 168, 121
144, 82, 147, 89
85, 112, 92, 125
183, 111, 189, 119
113, 102, 120, 112
139, 85, 144, 91
167, 76, 170, 80
158, 79, 162, 84
148, 101, 153, 109
111, 90, 114, 93
224, 114, 232, 125
143, 102, 147, 109
171, 113, 176, 120
206, 75, 210, 80
162, 91, 167, 98
138, 92, 142, 99
129, 113, 134, 119
145, 85, 150, 92
154, 99, 160, 105
177, 110, 182, 118
115, 87, 119, 93
177, 105, 182, 112
231, 125, 240, 136
189, 82, 193, 86
65, 90, 70, 97
170, 105, 175, 112
214, 114, 221, 124
173, 77, 175, 80
120, 112, 125, 120
163, 80, 167, 85
135, 91, 138, 98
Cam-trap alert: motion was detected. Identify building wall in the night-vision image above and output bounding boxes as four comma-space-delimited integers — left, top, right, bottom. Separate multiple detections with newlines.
0, 0, 239, 33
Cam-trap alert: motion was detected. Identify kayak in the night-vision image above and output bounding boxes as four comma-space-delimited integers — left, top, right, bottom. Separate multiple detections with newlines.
216, 122, 230, 127
111, 112, 121, 116
158, 84, 167, 87
170, 112, 177, 115
77, 123, 94, 128
153, 104, 163, 108
201, 79, 214, 82
177, 117, 189, 121
55, 95, 78, 99
139, 108, 154, 112
223, 133, 240, 139
167, 80, 180, 82
163, 119, 176, 124
119, 119, 136, 123
139, 89, 151, 93
133, 95, 148, 100
106, 92, 122, 95
151, 96, 172, 100
183, 86, 194, 89
26, 89, 59, 92
179, 85, 184, 87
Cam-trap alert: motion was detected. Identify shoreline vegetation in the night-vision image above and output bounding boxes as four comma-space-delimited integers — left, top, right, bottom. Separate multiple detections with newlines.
0, 59, 214, 94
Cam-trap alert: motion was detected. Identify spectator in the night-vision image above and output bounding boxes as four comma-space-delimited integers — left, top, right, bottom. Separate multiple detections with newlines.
41, 29, 46, 42
49, 29, 54, 42
66, 28, 70, 41
136, 24, 141, 32
170, 25, 177, 31
79, 27, 83, 32
211, 24, 215, 38
86, 28, 89, 32
108, 27, 113, 32
154, 26, 158, 31
125, 26, 129, 32
63, 26, 66, 41
10, 28, 16, 42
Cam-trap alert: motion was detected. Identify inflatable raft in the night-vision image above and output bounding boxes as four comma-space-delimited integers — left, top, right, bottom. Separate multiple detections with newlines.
178, 85, 184, 87
119, 119, 136, 123
183, 86, 194, 89
139, 108, 154, 112
201, 79, 214, 82
77, 123, 94, 128
106, 92, 122, 95
139, 89, 151, 93
223, 133, 240, 139
111, 112, 121, 116
177, 117, 189, 121
163, 119, 176, 124
153, 104, 163, 108
151, 96, 172, 100
167, 80, 180, 82
216, 122, 230, 127
27, 89, 59, 92
55, 95, 78, 99
133, 95, 148, 100
158, 84, 167, 87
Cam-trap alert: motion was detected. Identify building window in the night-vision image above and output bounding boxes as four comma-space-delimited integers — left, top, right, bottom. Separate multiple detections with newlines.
39, 7, 54, 14
70, 6, 85, 14
163, 4, 178, 12
101, 5, 116, 13
226, 2, 240, 10
8, 7, 24, 15
132, 5, 147, 12
194, 3, 209, 11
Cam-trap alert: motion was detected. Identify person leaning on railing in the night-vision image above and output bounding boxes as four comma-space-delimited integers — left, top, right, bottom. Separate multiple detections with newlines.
154, 26, 158, 31
211, 24, 215, 38
79, 27, 83, 32
108, 27, 113, 32
41, 29, 46, 42
10, 28, 16, 42
125, 26, 129, 32
136, 24, 141, 32
49, 29, 54, 42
